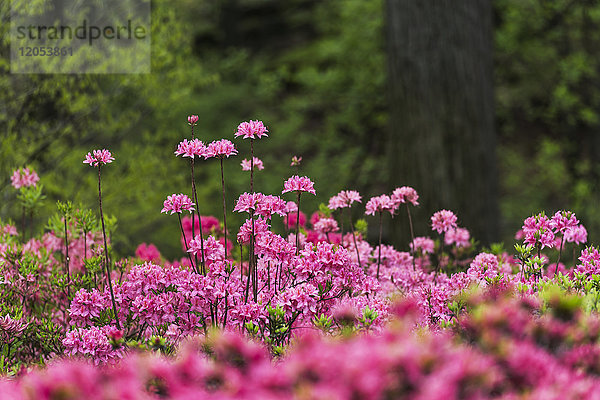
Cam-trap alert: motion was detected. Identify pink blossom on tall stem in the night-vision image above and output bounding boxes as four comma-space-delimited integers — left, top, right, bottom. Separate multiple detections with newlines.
282, 176, 316, 195
181, 115, 205, 273
187, 115, 199, 125
234, 120, 269, 139
365, 195, 394, 279
241, 157, 263, 171
83, 149, 120, 330
10, 167, 40, 189
290, 156, 302, 167
174, 139, 206, 158
161, 194, 195, 215
431, 210, 458, 234
391, 186, 419, 271
328, 190, 362, 210
365, 194, 394, 216
282, 176, 316, 255
83, 149, 115, 166
204, 139, 238, 159
391, 186, 419, 207
161, 193, 197, 273
203, 140, 237, 259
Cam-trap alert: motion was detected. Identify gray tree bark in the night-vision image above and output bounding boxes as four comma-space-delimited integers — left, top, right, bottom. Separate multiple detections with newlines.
386, 0, 499, 245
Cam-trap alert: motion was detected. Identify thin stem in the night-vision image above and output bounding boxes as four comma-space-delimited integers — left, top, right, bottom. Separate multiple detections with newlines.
83, 229, 87, 261
406, 204, 416, 271
347, 208, 362, 268
190, 159, 205, 273
178, 213, 197, 273
250, 139, 254, 193
296, 191, 301, 255
220, 158, 228, 259
98, 166, 121, 330
377, 211, 382, 280
21, 207, 25, 242
555, 235, 565, 275
64, 216, 70, 297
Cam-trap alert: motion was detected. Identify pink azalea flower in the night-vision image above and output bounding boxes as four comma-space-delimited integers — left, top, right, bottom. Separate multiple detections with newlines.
290, 156, 302, 167
282, 176, 316, 195
328, 190, 362, 210
161, 194, 195, 215
431, 210, 458, 234
565, 225, 587, 245
410, 236, 435, 254
241, 157, 264, 171
444, 227, 471, 248
174, 139, 206, 158
314, 218, 339, 234
10, 167, 40, 189
234, 192, 264, 214
204, 139, 238, 159
187, 115, 199, 125
365, 194, 394, 215
234, 120, 269, 139
391, 186, 419, 207
83, 149, 114, 167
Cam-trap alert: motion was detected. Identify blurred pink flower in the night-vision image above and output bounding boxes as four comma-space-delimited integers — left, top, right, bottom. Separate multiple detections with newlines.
10, 167, 39, 189
241, 157, 264, 171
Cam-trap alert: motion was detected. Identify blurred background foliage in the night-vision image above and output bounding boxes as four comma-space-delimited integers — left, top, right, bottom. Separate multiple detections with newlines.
1, 0, 599, 259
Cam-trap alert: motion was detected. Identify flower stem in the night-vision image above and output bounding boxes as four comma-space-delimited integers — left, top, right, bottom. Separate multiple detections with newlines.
220, 158, 228, 259
347, 208, 362, 268
179, 213, 197, 273
377, 211, 382, 280
406, 204, 416, 271
190, 159, 205, 274
63, 216, 70, 298
296, 191, 301, 255
555, 235, 565, 275
98, 166, 120, 330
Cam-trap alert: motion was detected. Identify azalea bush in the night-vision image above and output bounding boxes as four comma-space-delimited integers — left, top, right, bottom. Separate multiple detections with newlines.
2, 117, 600, 398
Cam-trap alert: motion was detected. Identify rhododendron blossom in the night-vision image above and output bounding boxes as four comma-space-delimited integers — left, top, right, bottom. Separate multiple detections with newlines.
328, 190, 362, 210
187, 114, 199, 125
161, 194, 195, 214
234, 120, 269, 139
174, 138, 206, 158
241, 157, 264, 171
11, 167, 39, 189
365, 194, 394, 215
431, 210, 458, 234
282, 175, 316, 195
391, 186, 419, 207
83, 149, 114, 166
204, 139, 238, 159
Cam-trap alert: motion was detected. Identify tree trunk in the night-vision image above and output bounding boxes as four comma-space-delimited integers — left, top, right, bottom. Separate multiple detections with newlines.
386, 0, 498, 245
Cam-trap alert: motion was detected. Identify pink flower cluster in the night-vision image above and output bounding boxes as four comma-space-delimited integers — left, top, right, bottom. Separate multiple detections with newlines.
328, 190, 362, 210
431, 209, 458, 234
282, 175, 316, 195
174, 138, 206, 158
10, 167, 39, 189
161, 194, 195, 214
365, 194, 394, 215
204, 139, 238, 159
83, 149, 114, 166
240, 157, 264, 171
234, 120, 269, 139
